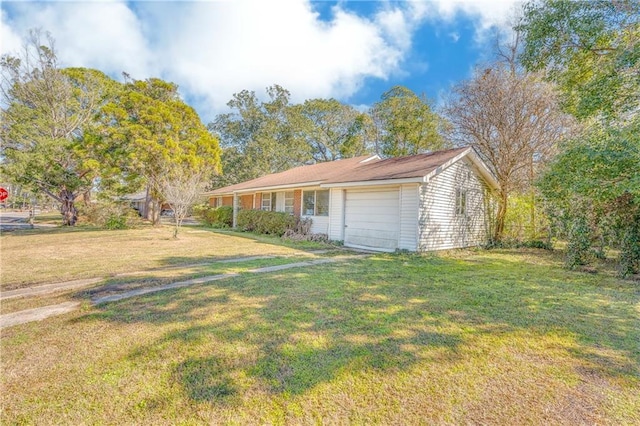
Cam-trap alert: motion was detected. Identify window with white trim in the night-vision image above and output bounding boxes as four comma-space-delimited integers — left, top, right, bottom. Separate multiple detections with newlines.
303, 190, 329, 216
261, 192, 276, 211
284, 191, 294, 214
455, 189, 467, 216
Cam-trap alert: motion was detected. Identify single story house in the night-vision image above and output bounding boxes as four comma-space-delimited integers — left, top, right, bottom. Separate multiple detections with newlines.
206, 147, 499, 252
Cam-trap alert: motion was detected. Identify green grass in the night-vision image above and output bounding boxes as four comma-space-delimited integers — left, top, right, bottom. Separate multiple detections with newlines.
0, 225, 333, 289
0, 255, 319, 314
2, 248, 638, 424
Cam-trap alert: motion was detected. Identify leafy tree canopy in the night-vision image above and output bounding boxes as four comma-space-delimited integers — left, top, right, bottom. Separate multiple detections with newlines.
518, 0, 640, 120
1, 30, 120, 225
370, 86, 446, 157
294, 98, 373, 162
538, 117, 640, 275
209, 85, 310, 187
99, 76, 221, 224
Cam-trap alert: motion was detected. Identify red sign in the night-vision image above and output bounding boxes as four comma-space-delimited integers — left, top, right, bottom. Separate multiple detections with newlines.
0, 187, 8, 201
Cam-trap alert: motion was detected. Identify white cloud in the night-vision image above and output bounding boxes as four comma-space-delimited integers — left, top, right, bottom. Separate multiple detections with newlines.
2, 0, 418, 121
135, 0, 413, 118
1, 0, 519, 121
0, 9, 23, 55
418, 0, 521, 32
1, 1, 153, 77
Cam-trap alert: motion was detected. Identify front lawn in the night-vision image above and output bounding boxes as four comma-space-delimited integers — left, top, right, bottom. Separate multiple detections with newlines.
0, 225, 330, 290
2, 249, 638, 424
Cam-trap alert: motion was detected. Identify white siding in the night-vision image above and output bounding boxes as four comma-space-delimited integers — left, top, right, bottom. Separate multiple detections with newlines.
308, 216, 329, 234
399, 184, 420, 251
344, 187, 400, 251
419, 159, 489, 251
328, 188, 344, 241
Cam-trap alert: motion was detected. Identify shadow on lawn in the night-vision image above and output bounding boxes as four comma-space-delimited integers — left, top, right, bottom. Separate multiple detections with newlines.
82, 252, 640, 404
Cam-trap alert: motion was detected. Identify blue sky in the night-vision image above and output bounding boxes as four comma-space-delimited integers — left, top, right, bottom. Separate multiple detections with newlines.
1, 0, 520, 122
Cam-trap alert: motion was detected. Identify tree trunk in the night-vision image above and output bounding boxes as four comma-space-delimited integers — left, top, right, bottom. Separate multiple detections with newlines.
493, 191, 508, 242
144, 187, 161, 226
60, 189, 78, 226
151, 199, 161, 226
83, 190, 92, 206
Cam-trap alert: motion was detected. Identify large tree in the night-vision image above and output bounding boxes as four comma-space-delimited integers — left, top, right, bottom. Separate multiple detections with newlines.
100, 77, 221, 225
518, 0, 640, 273
0, 31, 119, 225
445, 63, 573, 241
295, 98, 372, 162
209, 85, 310, 187
518, 0, 640, 120
370, 86, 446, 157
538, 118, 640, 276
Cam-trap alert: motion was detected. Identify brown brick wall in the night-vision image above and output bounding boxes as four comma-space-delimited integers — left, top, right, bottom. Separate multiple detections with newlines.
255, 193, 262, 210
221, 196, 233, 207
240, 194, 253, 210
209, 197, 216, 207
293, 190, 301, 217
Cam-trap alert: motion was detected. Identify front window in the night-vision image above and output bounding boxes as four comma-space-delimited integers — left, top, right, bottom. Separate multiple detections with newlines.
261, 192, 276, 211
284, 191, 294, 214
316, 190, 329, 216
303, 191, 315, 216
455, 189, 467, 216
303, 190, 329, 216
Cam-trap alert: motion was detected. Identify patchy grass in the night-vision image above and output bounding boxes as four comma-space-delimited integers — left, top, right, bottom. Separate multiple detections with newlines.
0, 226, 330, 290
2, 249, 638, 424
32, 211, 66, 226
0, 255, 318, 314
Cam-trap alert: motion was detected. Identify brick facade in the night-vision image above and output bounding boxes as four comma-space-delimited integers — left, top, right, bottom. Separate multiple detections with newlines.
293, 190, 301, 217
240, 194, 253, 210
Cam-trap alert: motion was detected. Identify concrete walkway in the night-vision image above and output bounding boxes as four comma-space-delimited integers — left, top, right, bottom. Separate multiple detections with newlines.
1, 278, 103, 301
1, 256, 359, 329
0, 302, 81, 329
93, 258, 336, 304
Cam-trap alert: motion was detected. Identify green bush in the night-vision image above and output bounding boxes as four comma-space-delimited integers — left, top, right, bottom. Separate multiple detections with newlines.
80, 202, 142, 229
565, 215, 592, 269
193, 205, 233, 228
619, 218, 640, 278
237, 210, 296, 236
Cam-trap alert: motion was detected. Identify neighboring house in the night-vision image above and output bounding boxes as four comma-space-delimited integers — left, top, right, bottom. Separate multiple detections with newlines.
121, 191, 147, 214
121, 191, 172, 217
206, 147, 499, 252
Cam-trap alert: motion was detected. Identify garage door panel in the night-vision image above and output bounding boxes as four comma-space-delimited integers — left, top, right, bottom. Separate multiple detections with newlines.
345, 188, 399, 251
349, 200, 398, 211
347, 220, 397, 231
347, 228, 398, 240
347, 194, 398, 203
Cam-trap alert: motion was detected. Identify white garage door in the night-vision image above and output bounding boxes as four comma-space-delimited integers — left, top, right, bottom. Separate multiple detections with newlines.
344, 188, 400, 251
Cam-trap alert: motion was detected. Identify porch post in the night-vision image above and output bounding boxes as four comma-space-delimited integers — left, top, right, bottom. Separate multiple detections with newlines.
232, 192, 239, 228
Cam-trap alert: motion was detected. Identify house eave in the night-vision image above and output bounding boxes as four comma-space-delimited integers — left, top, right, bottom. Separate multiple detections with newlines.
205, 181, 325, 197
321, 177, 424, 188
